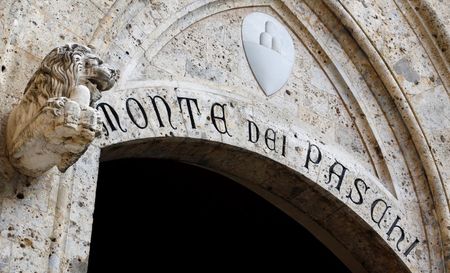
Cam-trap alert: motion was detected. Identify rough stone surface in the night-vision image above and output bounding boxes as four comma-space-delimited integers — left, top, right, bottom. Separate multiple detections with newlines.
0, 0, 448, 272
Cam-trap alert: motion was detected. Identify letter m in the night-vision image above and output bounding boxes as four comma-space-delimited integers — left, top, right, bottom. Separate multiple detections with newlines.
96, 102, 127, 136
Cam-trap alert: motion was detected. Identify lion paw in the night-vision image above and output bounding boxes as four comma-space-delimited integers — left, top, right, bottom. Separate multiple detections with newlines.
80, 107, 101, 135
46, 97, 69, 116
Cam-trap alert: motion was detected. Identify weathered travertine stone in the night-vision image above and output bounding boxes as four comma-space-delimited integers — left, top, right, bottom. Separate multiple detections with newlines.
0, 1, 448, 272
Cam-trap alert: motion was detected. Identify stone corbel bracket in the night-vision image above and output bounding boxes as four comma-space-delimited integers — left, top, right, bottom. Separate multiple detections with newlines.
6, 44, 119, 177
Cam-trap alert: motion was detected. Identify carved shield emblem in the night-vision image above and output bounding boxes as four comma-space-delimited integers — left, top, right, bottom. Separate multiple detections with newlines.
242, 12, 295, 96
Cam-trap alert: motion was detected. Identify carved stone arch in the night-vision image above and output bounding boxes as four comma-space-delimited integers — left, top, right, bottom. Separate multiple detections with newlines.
97, 136, 407, 273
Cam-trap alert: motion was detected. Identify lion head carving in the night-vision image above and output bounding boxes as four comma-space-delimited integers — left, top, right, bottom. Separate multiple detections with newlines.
6, 44, 119, 176
23, 43, 118, 107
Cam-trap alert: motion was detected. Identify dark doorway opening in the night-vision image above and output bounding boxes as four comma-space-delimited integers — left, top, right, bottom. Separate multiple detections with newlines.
88, 158, 350, 272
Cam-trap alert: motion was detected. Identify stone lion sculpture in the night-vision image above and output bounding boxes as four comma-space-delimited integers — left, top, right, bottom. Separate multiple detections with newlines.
6, 43, 119, 177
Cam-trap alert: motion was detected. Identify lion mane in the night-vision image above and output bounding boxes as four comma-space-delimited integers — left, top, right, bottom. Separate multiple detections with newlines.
15, 45, 89, 125
25, 44, 89, 101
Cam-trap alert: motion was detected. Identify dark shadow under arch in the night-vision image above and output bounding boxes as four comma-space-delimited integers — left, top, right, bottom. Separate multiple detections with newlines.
88, 158, 350, 272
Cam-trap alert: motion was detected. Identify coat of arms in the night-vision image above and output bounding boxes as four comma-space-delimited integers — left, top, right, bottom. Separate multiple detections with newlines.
242, 12, 295, 96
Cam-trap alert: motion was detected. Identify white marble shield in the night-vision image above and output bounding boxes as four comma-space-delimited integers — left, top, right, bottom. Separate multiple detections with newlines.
242, 12, 295, 96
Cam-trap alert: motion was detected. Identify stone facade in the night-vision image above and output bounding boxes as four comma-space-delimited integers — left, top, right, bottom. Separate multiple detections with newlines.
0, 0, 449, 272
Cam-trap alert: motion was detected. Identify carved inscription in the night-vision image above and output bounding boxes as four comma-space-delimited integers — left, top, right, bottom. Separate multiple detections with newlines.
97, 88, 421, 257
